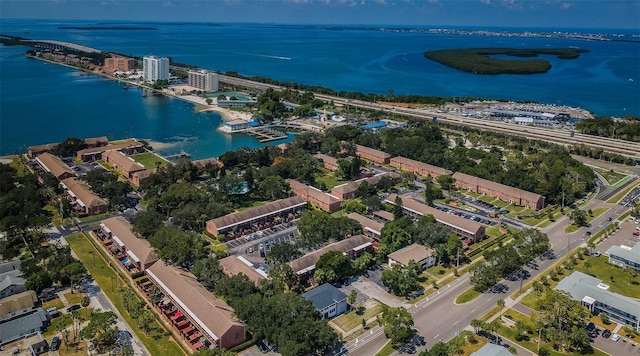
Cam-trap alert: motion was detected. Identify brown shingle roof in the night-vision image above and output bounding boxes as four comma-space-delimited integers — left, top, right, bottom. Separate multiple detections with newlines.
101, 216, 158, 266
35, 152, 74, 179
390, 156, 452, 177
388, 243, 433, 266
84, 136, 108, 146
289, 235, 372, 274
0, 290, 37, 319
192, 157, 222, 168
355, 144, 391, 160
104, 150, 145, 173
314, 153, 338, 168
386, 194, 484, 235
219, 256, 266, 286
146, 261, 244, 342
77, 141, 144, 157
61, 178, 106, 209
207, 196, 306, 231
331, 172, 400, 196
347, 213, 384, 234
287, 179, 342, 207
452, 172, 543, 203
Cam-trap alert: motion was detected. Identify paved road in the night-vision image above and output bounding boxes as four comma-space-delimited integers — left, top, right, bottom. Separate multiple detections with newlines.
53, 234, 149, 356
349, 197, 632, 355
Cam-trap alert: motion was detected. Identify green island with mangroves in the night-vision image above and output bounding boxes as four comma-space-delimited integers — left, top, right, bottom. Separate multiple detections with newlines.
423, 47, 589, 74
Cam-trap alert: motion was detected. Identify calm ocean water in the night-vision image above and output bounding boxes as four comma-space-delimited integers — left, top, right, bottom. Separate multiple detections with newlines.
1, 19, 639, 157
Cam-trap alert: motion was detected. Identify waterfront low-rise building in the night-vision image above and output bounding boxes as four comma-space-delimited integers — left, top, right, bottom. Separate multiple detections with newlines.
76, 141, 145, 162
103, 150, 147, 179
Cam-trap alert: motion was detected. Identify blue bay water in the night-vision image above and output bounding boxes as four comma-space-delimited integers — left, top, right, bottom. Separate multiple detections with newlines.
1, 19, 639, 157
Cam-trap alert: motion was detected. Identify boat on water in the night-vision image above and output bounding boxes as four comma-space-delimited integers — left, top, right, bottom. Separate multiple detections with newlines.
122, 85, 130, 90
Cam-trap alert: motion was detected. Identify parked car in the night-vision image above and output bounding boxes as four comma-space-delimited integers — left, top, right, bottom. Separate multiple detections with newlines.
602, 329, 612, 338
50, 336, 61, 351
633, 231, 640, 236
593, 251, 601, 257
612, 333, 621, 342
585, 322, 596, 332
66, 304, 81, 312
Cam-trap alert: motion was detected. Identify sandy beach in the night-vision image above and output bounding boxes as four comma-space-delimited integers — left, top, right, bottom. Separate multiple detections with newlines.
165, 85, 253, 124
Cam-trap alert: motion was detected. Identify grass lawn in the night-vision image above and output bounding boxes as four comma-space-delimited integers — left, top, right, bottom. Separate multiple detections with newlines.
593, 168, 627, 186
464, 191, 483, 199
66, 233, 186, 356
63, 291, 86, 306
564, 224, 580, 233
375, 341, 394, 356
43, 298, 65, 311
456, 288, 481, 304
236, 200, 265, 211
587, 207, 609, 222
315, 172, 348, 190
9, 157, 28, 177
331, 299, 384, 332
478, 195, 497, 204
130, 152, 169, 170
79, 212, 113, 222
485, 226, 504, 238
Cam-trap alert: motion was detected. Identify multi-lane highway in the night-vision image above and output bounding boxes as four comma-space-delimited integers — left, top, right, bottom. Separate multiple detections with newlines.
218, 74, 640, 160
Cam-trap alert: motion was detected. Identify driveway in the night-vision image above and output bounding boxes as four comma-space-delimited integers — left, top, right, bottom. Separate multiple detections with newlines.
350, 270, 406, 308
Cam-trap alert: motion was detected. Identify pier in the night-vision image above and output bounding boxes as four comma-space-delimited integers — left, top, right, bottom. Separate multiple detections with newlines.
244, 127, 288, 142
165, 151, 191, 162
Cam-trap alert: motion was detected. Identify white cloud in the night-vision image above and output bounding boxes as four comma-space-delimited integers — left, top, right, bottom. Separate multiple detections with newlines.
561, 2, 572, 9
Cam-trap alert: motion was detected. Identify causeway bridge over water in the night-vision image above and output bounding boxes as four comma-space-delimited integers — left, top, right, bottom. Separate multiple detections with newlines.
23, 39, 102, 53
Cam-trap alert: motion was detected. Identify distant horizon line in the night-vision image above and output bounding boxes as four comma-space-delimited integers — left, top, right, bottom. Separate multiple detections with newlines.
3, 17, 639, 32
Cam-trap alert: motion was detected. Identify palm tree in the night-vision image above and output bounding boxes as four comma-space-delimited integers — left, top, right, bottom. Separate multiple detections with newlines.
532, 280, 545, 307
497, 298, 506, 318
470, 319, 483, 334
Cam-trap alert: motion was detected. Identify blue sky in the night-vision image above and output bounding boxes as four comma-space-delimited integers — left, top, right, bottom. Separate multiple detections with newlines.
1, 0, 639, 29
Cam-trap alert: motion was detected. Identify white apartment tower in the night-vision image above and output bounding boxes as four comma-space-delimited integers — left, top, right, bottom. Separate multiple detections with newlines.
143, 56, 169, 82
187, 70, 219, 92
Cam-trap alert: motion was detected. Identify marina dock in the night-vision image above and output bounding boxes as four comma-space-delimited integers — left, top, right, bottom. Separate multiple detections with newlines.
244, 127, 288, 142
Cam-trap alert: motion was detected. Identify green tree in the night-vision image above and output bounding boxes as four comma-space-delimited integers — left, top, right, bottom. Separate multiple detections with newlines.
348, 290, 358, 305
497, 298, 506, 318
569, 209, 588, 227
381, 262, 421, 297
315, 250, 353, 283
380, 306, 415, 348
80, 311, 119, 352
421, 342, 449, 356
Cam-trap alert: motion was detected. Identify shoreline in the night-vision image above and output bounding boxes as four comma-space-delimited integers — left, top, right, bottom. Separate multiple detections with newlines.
26, 54, 253, 126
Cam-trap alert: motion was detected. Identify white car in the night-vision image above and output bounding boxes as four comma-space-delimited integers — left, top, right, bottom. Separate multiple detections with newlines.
612, 333, 620, 342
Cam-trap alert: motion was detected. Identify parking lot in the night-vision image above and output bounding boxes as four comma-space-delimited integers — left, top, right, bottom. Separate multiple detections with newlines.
620, 186, 640, 207
228, 223, 299, 267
